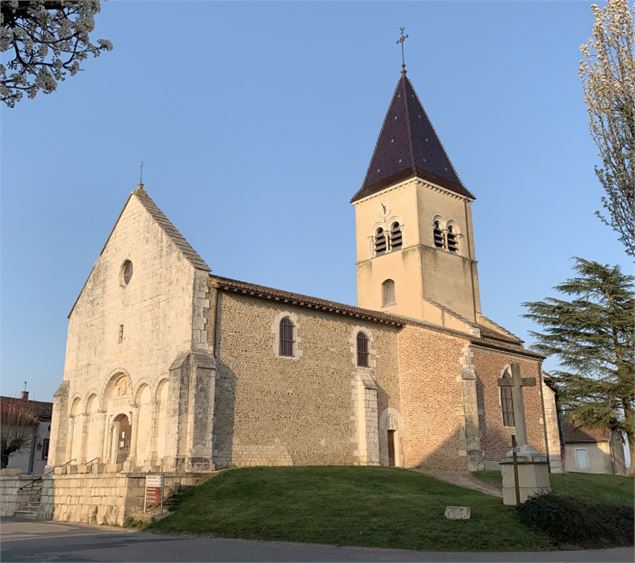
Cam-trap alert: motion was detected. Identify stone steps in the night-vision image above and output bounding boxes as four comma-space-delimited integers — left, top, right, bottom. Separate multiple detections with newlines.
15, 481, 43, 520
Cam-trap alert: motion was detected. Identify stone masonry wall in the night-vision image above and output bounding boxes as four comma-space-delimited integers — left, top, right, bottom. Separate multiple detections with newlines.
211, 289, 402, 468
397, 324, 472, 470
50, 191, 204, 469
38, 471, 206, 526
0, 474, 36, 517
471, 346, 546, 467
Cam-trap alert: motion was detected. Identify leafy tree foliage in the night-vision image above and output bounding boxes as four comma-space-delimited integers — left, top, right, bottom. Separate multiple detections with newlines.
523, 258, 634, 467
579, 0, 635, 257
1, 0, 112, 108
0, 397, 38, 468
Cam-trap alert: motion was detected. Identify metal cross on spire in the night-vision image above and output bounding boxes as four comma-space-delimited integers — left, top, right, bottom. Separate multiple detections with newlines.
139, 160, 145, 185
396, 27, 409, 73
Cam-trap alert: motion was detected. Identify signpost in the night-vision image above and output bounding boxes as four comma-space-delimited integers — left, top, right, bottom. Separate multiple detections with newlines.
144, 474, 164, 514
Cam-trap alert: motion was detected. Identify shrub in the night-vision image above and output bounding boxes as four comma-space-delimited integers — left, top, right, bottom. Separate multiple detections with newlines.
518, 493, 634, 548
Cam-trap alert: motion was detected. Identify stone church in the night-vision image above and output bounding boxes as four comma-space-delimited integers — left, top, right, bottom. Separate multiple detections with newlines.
48, 67, 557, 481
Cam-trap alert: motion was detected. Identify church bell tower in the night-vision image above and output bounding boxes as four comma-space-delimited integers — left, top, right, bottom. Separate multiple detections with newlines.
352, 66, 482, 329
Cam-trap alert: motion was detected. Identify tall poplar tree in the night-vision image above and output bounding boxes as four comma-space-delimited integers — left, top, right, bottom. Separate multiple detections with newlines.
523, 258, 634, 467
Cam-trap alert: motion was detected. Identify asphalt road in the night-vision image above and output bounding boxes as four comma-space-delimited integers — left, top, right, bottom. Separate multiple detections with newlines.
1, 520, 633, 562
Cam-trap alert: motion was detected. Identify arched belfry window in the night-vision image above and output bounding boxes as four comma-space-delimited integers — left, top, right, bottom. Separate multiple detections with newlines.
382, 279, 396, 307
279, 317, 295, 357
447, 224, 458, 253
500, 370, 515, 427
356, 332, 370, 367
374, 228, 387, 255
433, 220, 445, 249
390, 222, 402, 250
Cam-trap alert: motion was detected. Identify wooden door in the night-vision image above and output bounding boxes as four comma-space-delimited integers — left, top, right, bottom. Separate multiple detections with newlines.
387, 430, 396, 467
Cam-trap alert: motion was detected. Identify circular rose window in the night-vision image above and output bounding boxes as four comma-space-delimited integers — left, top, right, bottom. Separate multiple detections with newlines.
121, 260, 133, 286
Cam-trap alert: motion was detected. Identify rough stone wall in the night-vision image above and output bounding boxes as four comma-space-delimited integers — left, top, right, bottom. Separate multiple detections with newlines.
397, 323, 472, 470
470, 347, 546, 466
50, 191, 207, 469
210, 289, 401, 468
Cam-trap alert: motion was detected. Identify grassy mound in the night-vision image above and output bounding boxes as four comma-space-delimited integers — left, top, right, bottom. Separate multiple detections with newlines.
150, 466, 553, 551
474, 471, 634, 507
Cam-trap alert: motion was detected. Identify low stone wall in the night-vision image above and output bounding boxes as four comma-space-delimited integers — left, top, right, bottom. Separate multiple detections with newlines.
39, 470, 210, 526
0, 472, 36, 517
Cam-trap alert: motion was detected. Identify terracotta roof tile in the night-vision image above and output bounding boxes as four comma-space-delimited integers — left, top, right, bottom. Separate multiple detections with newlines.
211, 275, 405, 327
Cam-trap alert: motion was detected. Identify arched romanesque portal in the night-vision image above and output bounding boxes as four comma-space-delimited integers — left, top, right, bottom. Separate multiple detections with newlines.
101, 372, 133, 465
111, 413, 132, 464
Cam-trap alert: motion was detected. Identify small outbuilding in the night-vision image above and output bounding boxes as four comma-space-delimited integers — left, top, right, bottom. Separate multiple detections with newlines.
562, 421, 626, 475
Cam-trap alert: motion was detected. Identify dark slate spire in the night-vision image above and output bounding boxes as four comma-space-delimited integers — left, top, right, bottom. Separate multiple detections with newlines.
352, 73, 474, 202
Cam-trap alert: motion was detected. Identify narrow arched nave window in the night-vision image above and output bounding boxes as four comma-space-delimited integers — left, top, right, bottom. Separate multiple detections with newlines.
279, 316, 295, 357
356, 331, 370, 367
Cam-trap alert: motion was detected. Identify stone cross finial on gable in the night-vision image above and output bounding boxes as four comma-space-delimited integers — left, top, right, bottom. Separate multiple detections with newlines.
498, 362, 535, 447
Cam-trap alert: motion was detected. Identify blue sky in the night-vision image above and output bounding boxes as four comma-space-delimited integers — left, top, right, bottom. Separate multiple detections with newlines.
1, 1, 630, 401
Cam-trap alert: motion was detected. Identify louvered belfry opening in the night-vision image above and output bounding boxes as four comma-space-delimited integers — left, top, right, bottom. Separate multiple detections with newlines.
375, 228, 387, 255
390, 222, 402, 250
447, 224, 458, 253
356, 332, 370, 367
433, 221, 445, 248
279, 317, 294, 357
500, 371, 515, 427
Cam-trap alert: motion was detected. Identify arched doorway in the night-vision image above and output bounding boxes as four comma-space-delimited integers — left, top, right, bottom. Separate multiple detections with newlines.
112, 413, 132, 464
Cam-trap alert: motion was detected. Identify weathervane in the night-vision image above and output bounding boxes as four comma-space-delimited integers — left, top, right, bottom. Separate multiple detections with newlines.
396, 27, 409, 73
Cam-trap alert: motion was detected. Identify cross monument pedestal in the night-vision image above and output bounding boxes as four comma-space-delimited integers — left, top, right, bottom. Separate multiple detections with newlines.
498, 363, 550, 505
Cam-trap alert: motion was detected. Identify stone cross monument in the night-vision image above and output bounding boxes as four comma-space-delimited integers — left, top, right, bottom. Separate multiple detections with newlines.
498, 362, 550, 505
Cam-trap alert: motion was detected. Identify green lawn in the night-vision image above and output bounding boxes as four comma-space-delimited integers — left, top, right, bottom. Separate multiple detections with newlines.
151, 466, 554, 551
474, 471, 634, 507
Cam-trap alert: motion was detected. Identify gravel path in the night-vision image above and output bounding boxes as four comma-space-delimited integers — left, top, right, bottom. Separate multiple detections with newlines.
413, 469, 503, 498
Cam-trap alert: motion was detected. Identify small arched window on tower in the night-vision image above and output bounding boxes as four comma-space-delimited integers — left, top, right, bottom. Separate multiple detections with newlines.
279, 316, 295, 357
500, 370, 515, 427
382, 279, 396, 307
433, 220, 445, 249
374, 227, 387, 255
447, 223, 459, 253
356, 331, 370, 367
390, 222, 402, 250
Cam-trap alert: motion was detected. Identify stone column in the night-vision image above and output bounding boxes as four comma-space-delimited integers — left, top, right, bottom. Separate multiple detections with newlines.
94, 411, 107, 465
127, 409, 138, 469
78, 413, 90, 464
146, 400, 158, 468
